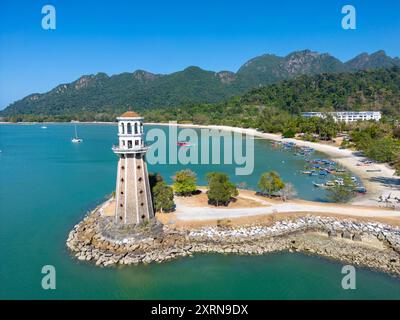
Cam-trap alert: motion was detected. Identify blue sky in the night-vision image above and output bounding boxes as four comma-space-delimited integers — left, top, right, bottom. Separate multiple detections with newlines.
0, 0, 399, 109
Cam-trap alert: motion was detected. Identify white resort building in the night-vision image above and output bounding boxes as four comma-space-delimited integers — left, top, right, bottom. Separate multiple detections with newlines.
301, 111, 382, 123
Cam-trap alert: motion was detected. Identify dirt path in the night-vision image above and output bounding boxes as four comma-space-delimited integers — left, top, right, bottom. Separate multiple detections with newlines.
174, 191, 400, 221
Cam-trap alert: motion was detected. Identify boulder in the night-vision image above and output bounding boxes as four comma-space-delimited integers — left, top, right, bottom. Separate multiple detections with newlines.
342, 231, 352, 239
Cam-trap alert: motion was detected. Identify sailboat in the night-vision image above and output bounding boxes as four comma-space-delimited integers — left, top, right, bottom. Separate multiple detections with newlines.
71, 125, 83, 143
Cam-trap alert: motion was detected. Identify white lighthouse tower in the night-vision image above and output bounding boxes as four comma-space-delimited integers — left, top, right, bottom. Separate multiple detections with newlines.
112, 111, 154, 225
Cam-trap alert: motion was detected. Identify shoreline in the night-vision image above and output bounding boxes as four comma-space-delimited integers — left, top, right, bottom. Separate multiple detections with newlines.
146, 122, 400, 207
66, 200, 400, 275
4, 120, 399, 206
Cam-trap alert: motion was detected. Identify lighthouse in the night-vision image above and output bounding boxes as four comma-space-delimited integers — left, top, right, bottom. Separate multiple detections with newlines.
112, 111, 154, 225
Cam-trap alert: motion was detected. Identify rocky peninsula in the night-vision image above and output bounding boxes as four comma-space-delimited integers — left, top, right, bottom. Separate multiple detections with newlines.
66, 200, 400, 276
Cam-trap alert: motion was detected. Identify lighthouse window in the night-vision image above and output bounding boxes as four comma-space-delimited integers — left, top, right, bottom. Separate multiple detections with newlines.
139, 190, 143, 194
121, 123, 125, 134
134, 123, 138, 134
127, 123, 132, 134
120, 204, 123, 207
121, 165, 125, 170
141, 215, 145, 219
137, 165, 141, 169
138, 177, 142, 182
120, 191, 124, 195
140, 123, 143, 133
119, 216, 123, 220
135, 140, 139, 146
120, 178, 124, 182
140, 203, 144, 207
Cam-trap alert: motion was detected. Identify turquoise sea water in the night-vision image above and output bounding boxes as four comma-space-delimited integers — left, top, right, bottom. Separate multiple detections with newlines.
0, 123, 399, 299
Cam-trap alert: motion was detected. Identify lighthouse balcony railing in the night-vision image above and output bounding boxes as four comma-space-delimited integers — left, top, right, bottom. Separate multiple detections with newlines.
112, 145, 148, 154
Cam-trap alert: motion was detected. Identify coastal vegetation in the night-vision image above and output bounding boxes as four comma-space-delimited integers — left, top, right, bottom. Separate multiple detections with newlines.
326, 174, 357, 203
152, 181, 175, 213
257, 171, 285, 197
206, 172, 238, 206
149, 173, 176, 213
348, 121, 400, 163
172, 169, 197, 196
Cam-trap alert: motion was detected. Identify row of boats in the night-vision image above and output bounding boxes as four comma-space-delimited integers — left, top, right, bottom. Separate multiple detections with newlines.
304, 160, 366, 193
272, 140, 367, 194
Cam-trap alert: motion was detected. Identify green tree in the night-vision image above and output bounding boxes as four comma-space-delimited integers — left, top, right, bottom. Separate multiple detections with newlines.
152, 181, 175, 213
206, 172, 238, 206
149, 172, 164, 189
318, 116, 338, 140
257, 171, 285, 197
172, 169, 197, 196
327, 175, 356, 203
282, 128, 296, 138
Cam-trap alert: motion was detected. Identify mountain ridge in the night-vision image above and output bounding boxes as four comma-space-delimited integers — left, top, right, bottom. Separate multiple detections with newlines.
1, 49, 399, 117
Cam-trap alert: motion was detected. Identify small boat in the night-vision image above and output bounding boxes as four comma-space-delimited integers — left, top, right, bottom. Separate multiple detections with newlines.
325, 181, 335, 187
177, 141, 191, 147
366, 169, 381, 172
71, 125, 83, 143
301, 170, 312, 174
41, 126, 47, 129
355, 186, 367, 193
334, 179, 344, 186
312, 182, 326, 188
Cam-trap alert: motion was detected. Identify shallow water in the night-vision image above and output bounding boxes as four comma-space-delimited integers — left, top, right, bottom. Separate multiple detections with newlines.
0, 123, 398, 299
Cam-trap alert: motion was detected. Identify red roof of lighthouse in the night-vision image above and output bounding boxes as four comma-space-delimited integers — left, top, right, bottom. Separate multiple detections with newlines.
119, 111, 141, 118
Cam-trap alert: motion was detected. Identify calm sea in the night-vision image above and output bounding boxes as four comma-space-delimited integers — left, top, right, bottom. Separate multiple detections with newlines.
0, 123, 399, 299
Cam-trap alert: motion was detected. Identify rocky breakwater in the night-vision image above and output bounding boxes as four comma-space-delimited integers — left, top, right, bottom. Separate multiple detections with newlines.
66, 210, 400, 275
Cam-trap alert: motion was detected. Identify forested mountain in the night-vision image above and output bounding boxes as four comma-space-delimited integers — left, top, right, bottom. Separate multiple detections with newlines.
345, 50, 400, 71
1, 50, 399, 120
143, 67, 400, 126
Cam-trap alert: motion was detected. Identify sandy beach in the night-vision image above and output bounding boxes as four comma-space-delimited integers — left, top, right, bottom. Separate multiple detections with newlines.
147, 122, 400, 207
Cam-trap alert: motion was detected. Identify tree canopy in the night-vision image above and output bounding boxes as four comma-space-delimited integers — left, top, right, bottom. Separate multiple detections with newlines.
257, 171, 285, 197
172, 169, 197, 196
206, 172, 238, 206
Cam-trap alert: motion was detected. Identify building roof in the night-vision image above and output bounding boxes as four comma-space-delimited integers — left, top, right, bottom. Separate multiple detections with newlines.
119, 111, 141, 118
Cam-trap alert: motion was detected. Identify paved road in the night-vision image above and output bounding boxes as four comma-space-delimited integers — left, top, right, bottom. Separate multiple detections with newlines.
175, 201, 400, 221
